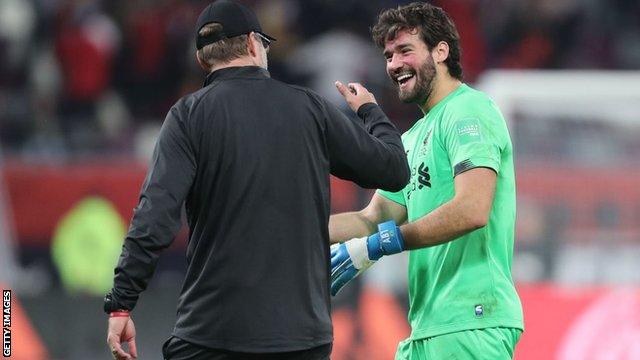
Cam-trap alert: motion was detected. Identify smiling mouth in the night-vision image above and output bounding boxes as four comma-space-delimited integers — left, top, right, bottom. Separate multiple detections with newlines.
395, 72, 415, 87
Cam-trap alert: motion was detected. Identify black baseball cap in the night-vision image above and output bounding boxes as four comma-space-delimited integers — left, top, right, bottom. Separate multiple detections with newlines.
195, 0, 276, 50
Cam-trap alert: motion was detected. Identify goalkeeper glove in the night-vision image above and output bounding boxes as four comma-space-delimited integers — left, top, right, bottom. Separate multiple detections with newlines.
330, 220, 404, 296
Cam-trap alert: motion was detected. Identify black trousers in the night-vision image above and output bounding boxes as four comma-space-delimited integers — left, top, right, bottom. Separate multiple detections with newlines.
162, 336, 332, 360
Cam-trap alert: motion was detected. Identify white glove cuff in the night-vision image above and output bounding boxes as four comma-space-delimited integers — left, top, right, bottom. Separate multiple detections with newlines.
345, 236, 375, 272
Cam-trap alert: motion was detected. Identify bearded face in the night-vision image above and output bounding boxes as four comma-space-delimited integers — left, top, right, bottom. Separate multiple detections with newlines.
384, 29, 437, 105
394, 55, 436, 104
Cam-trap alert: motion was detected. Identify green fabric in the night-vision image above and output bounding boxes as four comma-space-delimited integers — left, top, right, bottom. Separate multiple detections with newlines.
378, 84, 523, 339
51, 196, 125, 295
395, 327, 522, 360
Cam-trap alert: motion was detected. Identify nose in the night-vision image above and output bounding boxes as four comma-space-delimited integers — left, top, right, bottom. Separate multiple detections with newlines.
387, 53, 403, 74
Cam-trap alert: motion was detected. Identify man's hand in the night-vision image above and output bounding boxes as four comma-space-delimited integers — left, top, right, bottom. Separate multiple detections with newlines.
107, 315, 138, 360
330, 220, 404, 296
335, 81, 377, 113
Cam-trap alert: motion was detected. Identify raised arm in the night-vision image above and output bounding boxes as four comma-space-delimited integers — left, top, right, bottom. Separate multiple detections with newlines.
324, 82, 409, 192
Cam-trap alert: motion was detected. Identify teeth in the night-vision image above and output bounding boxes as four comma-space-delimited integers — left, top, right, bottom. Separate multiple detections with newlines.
397, 73, 414, 82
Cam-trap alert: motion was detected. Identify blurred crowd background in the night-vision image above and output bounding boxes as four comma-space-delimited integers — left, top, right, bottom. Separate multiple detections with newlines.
1, 0, 639, 359
2, 0, 639, 158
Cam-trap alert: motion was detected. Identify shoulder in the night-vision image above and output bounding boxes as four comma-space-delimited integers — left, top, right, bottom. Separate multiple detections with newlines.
162, 90, 210, 132
448, 85, 500, 115
170, 87, 210, 117
170, 82, 232, 120
283, 82, 327, 103
278, 82, 336, 115
442, 85, 505, 128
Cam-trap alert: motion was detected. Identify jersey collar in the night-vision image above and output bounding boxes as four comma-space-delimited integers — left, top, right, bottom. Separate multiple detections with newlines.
203, 66, 271, 87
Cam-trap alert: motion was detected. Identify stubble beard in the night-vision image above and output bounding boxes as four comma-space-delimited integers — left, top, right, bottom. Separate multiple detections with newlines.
398, 57, 436, 105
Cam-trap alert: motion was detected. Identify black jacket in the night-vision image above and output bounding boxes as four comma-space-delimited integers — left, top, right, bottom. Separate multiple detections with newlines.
109, 66, 409, 352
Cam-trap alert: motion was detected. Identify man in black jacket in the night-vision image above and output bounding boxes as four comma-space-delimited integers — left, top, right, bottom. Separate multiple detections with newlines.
104, 1, 409, 359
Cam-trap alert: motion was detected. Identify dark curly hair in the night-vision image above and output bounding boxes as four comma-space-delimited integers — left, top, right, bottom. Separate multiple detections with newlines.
372, 2, 463, 81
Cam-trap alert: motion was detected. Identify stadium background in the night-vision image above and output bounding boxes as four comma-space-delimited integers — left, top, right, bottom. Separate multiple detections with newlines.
1, 0, 639, 358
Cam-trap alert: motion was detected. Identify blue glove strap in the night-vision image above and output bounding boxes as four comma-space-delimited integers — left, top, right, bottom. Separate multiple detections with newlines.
367, 220, 404, 260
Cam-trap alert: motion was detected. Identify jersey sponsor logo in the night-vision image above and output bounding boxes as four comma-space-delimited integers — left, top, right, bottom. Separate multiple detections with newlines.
407, 161, 431, 199
417, 163, 431, 189
456, 118, 482, 145
458, 124, 480, 136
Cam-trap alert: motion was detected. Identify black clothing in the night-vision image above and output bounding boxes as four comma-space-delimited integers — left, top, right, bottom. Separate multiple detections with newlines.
109, 66, 408, 352
195, 0, 276, 50
162, 336, 331, 360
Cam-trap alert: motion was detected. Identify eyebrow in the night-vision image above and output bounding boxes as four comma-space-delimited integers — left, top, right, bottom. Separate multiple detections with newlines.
383, 43, 413, 57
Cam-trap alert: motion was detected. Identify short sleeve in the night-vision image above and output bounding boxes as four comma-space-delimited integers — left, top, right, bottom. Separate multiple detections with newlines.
441, 107, 506, 177
377, 188, 406, 206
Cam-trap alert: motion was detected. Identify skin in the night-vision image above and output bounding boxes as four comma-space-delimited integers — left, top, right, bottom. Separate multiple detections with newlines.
329, 29, 497, 249
106, 31, 377, 360
107, 315, 137, 360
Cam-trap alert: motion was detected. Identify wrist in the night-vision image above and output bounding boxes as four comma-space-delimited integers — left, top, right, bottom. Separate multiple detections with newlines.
366, 221, 404, 260
103, 291, 131, 314
355, 102, 378, 118
109, 311, 130, 318
343, 236, 375, 271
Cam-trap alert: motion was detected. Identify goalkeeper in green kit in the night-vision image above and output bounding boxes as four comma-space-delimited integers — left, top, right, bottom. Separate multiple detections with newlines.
329, 2, 523, 359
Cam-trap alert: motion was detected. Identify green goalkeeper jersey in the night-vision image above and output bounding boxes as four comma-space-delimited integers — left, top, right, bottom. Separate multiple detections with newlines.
378, 84, 523, 340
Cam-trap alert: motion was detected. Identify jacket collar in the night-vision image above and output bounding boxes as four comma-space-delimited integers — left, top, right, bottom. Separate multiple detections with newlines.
203, 66, 270, 87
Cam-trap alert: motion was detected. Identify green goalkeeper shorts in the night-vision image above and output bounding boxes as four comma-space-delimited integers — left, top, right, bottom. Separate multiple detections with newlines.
395, 327, 522, 360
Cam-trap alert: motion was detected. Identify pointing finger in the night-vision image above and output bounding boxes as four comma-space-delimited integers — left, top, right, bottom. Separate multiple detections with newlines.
335, 81, 349, 97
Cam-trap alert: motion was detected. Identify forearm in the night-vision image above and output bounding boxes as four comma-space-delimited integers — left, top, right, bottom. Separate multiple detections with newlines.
110, 175, 188, 311
400, 198, 485, 250
357, 104, 410, 191
111, 248, 158, 311
326, 101, 409, 192
107, 101, 195, 313
111, 207, 181, 310
329, 211, 377, 244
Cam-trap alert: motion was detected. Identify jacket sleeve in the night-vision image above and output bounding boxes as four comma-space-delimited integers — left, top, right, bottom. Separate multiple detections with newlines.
110, 101, 196, 311
324, 101, 409, 192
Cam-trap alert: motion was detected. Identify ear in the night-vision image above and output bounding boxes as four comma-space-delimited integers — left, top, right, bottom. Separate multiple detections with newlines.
247, 32, 258, 57
431, 41, 450, 64
195, 51, 210, 72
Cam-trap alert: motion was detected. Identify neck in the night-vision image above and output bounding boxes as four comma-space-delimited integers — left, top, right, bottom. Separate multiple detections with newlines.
418, 74, 462, 114
210, 57, 259, 73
